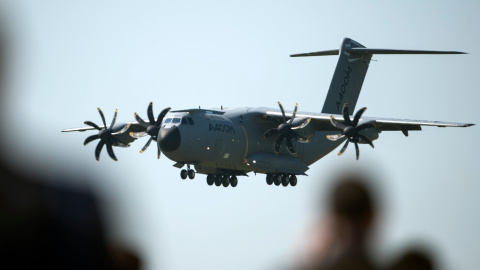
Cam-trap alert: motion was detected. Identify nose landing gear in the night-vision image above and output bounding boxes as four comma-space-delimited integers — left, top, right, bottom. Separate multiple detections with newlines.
180, 163, 195, 180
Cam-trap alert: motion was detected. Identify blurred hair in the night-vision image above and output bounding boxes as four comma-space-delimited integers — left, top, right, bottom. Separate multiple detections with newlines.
328, 173, 376, 225
388, 248, 435, 270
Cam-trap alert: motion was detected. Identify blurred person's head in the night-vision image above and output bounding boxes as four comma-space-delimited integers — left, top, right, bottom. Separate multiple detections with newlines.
326, 172, 377, 245
387, 247, 435, 270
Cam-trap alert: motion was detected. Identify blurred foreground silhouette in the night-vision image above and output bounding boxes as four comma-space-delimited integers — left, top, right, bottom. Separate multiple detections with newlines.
296, 172, 437, 270
298, 173, 378, 270
0, 17, 141, 270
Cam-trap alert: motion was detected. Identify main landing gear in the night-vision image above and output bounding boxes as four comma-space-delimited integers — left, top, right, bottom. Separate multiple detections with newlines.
266, 173, 297, 187
180, 164, 195, 180
206, 174, 238, 188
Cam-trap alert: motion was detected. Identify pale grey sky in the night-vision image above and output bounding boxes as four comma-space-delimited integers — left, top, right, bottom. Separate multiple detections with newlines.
1, 1, 479, 269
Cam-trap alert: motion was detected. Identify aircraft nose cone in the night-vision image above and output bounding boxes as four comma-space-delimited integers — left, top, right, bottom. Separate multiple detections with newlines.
159, 126, 181, 152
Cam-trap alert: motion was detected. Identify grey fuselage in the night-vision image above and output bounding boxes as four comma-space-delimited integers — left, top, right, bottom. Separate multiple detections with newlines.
158, 107, 343, 176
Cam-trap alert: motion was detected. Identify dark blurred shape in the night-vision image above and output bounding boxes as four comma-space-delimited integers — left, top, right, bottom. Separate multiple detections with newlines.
0, 16, 141, 270
298, 173, 378, 270
387, 248, 435, 270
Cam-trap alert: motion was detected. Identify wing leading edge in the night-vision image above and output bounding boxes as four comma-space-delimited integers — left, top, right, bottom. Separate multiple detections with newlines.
265, 110, 474, 132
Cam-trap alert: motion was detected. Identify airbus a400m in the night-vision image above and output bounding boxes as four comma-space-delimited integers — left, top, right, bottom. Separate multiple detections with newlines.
63, 38, 474, 188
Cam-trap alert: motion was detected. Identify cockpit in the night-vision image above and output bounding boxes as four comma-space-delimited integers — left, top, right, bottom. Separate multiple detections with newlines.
163, 116, 195, 126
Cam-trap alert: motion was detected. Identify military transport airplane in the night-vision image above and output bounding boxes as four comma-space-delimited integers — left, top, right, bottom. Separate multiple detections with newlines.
63, 38, 474, 188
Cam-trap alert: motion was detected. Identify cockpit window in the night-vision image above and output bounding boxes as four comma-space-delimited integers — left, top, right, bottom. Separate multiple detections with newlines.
172, 118, 181, 124
164, 118, 172, 124
186, 117, 194, 125
181, 118, 188, 125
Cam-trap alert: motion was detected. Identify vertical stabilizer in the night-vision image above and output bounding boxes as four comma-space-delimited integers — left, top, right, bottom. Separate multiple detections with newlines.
290, 38, 465, 115
321, 38, 372, 114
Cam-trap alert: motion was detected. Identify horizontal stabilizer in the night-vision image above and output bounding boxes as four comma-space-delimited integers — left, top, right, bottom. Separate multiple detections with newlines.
291, 48, 466, 57
346, 48, 467, 55
290, 50, 339, 57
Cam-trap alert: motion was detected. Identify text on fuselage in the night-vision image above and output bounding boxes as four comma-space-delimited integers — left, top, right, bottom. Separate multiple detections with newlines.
209, 123, 235, 134
336, 65, 352, 111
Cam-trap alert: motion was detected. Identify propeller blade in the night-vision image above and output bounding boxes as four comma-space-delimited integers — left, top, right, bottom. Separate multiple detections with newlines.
285, 135, 297, 156
147, 102, 155, 125
354, 142, 360, 160
326, 134, 345, 141
352, 107, 367, 127
112, 123, 131, 136
140, 137, 153, 153
274, 134, 286, 155
98, 108, 107, 128
84, 121, 102, 131
129, 131, 147, 139
338, 140, 349, 156
330, 116, 347, 130
357, 134, 375, 149
109, 109, 118, 130
95, 140, 105, 161
292, 118, 311, 129
290, 131, 307, 141
342, 103, 352, 126
263, 128, 278, 140
156, 107, 171, 126
134, 113, 150, 128
288, 103, 298, 125
106, 143, 118, 161
157, 141, 161, 159
278, 101, 286, 123
84, 134, 99, 145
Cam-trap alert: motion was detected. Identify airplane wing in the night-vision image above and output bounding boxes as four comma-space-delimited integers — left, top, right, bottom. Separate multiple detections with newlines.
61, 121, 146, 133
265, 110, 474, 132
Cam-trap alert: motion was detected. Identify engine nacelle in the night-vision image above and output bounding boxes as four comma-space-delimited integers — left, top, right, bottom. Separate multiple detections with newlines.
357, 127, 380, 144
290, 118, 315, 141
111, 123, 138, 146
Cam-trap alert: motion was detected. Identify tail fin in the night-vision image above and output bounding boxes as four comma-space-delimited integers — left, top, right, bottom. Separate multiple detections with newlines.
291, 37, 466, 115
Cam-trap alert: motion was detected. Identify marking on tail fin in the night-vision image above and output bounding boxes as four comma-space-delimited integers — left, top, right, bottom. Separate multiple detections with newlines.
336, 65, 353, 111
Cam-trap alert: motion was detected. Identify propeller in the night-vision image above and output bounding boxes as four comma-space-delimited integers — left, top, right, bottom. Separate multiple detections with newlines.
327, 103, 374, 160
132, 102, 171, 158
263, 102, 311, 156
84, 108, 128, 161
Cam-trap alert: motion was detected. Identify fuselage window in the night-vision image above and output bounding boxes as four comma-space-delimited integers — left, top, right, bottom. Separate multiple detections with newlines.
172, 118, 181, 124
164, 118, 172, 124
186, 117, 195, 125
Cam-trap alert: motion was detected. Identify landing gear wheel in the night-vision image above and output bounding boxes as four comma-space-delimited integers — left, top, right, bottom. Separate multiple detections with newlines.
274, 174, 282, 186
282, 174, 289, 187
230, 176, 238, 187
214, 175, 222, 186
266, 174, 273, 185
222, 175, 230, 187
180, 169, 188, 180
290, 175, 297, 187
188, 169, 195, 180
207, 174, 214, 186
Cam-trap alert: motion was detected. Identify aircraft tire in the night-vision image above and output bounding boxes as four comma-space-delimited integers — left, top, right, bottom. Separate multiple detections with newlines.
188, 169, 195, 180
274, 174, 282, 186
266, 174, 274, 185
290, 175, 297, 187
281, 174, 289, 187
180, 169, 188, 180
222, 175, 230, 187
214, 175, 222, 186
207, 174, 214, 186
231, 176, 238, 187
